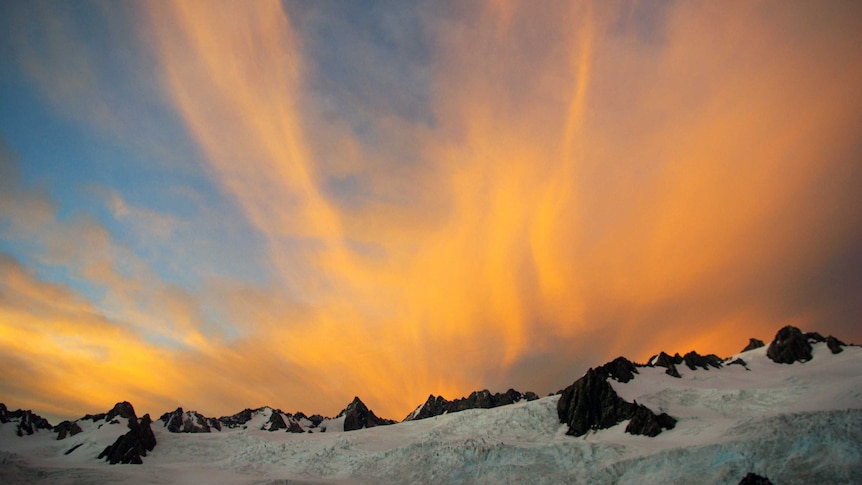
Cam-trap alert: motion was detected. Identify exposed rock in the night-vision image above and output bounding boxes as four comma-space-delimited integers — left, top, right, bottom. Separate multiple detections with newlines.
98, 403, 156, 465
0, 405, 53, 436
54, 420, 83, 440
307, 414, 326, 427
105, 402, 137, 422
727, 358, 749, 369
218, 408, 254, 429
682, 351, 723, 371
159, 408, 213, 433
598, 357, 639, 383
742, 338, 765, 352
262, 410, 288, 431
767, 326, 812, 364
287, 420, 305, 433
625, 404, 677, 437
738, 472, 773, 485
827, 335, 846, 354
650, 352, 683, 378
403, 388, 540, 421
556, 367, 675, 437
339, 397, 395, 431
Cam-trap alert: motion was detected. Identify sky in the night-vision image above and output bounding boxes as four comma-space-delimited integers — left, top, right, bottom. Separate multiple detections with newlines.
1, 0, 861, 423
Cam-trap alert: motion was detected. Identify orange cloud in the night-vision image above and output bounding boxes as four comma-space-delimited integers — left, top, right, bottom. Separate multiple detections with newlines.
3, 0, 862, 422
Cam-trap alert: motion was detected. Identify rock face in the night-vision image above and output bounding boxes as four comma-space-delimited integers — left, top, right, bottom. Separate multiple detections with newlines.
649, 352, 683, 378
97, 402, 157, 464
557, 366, 676, 437
742, 338, 766, 352
159, 408, 216, 433
0, 404, 53, 436
339, 397, 395, 431
767, 326, 813, 364
218, 408, 255, 429
262, 410, 288, 431
54, 420, 83, 440
403, 388, 539, 421
682, 351, 723, 371
738, 472, 773, 485
597, 357, 639, 383
826, 335, 846, 354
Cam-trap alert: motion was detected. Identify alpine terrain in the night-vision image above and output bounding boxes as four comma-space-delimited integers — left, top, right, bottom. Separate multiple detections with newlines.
1, 325, 860, 484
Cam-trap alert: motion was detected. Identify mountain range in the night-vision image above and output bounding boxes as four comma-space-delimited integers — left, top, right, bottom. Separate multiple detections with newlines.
1, 325, 860, 484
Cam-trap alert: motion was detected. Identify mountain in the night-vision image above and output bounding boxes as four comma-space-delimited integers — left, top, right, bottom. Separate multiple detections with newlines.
0, 404, 52, 437
338, 396, 396, 431
0, 325, 859, 483
403, 388, 539, 421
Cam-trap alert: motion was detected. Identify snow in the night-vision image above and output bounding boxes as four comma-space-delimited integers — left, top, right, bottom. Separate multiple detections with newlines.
1, 344, 860, 484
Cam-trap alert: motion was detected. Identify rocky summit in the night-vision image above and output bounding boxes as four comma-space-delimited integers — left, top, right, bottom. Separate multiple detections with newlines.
404, 388, 539, 421
339, 397, 395, 431
557, 365, 676, 437
97, 402, 157, 465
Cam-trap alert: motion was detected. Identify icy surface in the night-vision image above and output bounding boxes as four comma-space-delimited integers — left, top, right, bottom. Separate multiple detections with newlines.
1, 344, 860, 484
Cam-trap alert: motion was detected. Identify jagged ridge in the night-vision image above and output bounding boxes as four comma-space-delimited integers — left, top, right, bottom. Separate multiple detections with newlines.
403, 388, 539, 422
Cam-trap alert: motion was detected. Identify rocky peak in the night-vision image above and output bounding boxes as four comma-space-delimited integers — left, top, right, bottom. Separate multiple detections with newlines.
682, 351, 723, 371
597, 356, 639, 383
0, 404, 53, 436
339, 397, 394, 431
742, 338, 765, 352
54, 420, 83, 440
106, 401, 137, 422
767, 326, 813, 364
556, 367, 676, 437
159, 407, 215, 433
97, 403, 157, 464
649, 351, 683, 378
403, 388, 539, 422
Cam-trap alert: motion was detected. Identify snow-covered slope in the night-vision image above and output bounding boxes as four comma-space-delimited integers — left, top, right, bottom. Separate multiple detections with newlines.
1, 331, 860, 484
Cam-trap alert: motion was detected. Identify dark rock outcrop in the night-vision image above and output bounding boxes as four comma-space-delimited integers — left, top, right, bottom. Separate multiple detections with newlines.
159, 408, 214, 433
106, 401, 137, 422
598, 357, 639, 383
557, 367, 676, 437
403, 388, 539, 421
727, 358, 749, 369
287, 420, 305, 433
263, 410, 288, 431
625, 404, 677, 437
0, 404, 53, 436
98, 403, 156, 465
738, 472, 773, 485
742, 338, 766, 352
650, 352, 683, 378
339, 397, 395, 431
54, 420, 83, 440
218, 408, 254, 428
307, 414, 326, 427
826, 335, 846, 354
682, 351, 723, 371
767, 326, 813, 364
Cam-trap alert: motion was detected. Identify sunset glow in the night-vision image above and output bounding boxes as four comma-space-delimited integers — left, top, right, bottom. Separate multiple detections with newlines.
1, 0, 861, 422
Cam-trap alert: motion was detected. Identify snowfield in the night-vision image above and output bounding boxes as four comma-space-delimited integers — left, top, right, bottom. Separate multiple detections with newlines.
1, 342, 860, 484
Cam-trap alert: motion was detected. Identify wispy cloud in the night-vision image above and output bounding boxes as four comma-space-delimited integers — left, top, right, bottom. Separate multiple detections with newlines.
1, 0, 861, 420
